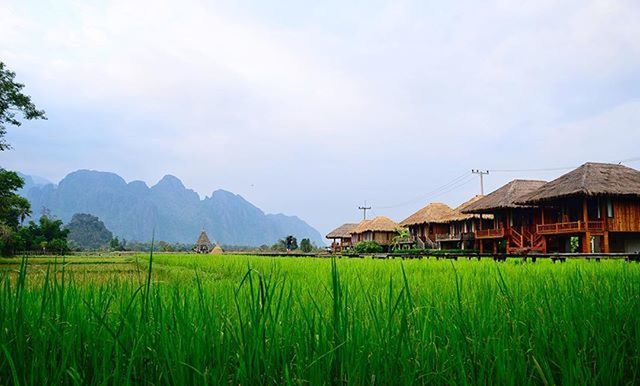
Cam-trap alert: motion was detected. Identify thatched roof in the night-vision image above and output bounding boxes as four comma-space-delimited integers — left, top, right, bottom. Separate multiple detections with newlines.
351, 216, 399, 234
519, 162, 640, 204
195, 230, 212, 247
441, 195, 494, 222
462, 180, 547, 213
210, 244, 224, 254
326, 223, 358, 239
399, 202, 454, 226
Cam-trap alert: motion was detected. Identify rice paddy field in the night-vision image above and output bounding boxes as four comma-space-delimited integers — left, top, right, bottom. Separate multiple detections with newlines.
1, 253, 640, 385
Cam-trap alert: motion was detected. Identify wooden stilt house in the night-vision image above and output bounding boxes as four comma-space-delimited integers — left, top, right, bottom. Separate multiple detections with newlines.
326, 223, 358, 253
437, 195, 494, 250
462, 180, 547, 254
518, 162, 640, 253
350, 216, 400, 252
399, 203, 454, 249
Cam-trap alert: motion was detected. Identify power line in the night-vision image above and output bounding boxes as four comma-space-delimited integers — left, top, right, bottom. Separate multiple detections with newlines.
367, 156, 640, 213
373, 172, 472, 209
488, 155, 640, 173
488, 166, 577, 173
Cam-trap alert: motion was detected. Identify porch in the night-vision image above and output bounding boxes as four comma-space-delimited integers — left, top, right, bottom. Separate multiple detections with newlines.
537, 220, 604, 235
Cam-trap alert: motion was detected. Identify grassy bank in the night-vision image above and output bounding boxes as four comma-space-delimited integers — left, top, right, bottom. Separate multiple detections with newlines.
1, 254, 639, 384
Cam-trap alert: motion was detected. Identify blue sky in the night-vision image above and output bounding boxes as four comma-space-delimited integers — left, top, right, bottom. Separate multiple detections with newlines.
2, 0, 640, 235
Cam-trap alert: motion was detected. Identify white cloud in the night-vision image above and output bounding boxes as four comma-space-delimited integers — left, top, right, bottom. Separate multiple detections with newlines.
2, 0, 640, 234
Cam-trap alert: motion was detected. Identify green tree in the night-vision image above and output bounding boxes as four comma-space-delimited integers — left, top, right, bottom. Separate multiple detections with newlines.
392, 228, 410, 250
300, 238, 313, 253
110, 236, 125, 251
16, 215, 69, 255
66, 213, 113, 250
0, 169, 31, 228
0, 170, 32, 255
284, 235, 298, 251
0, 61, 46, 151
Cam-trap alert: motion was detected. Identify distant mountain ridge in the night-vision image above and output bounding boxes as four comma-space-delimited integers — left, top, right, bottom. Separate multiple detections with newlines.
19, 170, 325, 246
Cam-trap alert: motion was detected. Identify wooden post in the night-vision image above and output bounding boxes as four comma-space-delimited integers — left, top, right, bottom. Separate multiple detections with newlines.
582, 197, 592, 253
601, 199, 610, 253
540, 207, 545, 225
493, 240, 497, 254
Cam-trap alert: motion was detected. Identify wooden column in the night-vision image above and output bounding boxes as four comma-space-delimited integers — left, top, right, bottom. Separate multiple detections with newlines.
540, 207, 545, 225
582, 197, 592, 253
602, 199, 610, 253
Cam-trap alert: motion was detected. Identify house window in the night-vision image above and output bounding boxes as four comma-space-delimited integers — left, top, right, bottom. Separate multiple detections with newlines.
607, 199, 614, 218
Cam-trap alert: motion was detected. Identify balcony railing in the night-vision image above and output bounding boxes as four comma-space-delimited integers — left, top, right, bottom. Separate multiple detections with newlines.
436, 233, 461, 241
475, 228, 505, 239
537, 220, 604, 235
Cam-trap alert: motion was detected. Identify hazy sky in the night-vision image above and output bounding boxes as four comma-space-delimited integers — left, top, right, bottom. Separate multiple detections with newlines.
2, 0, 640, 235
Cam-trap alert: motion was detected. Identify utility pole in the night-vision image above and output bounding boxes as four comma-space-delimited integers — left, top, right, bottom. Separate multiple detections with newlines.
471, 169, 489, 195
358, 201, 371, 220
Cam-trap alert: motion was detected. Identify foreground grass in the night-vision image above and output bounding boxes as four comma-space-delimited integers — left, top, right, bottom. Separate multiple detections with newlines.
1, 254, 639, 385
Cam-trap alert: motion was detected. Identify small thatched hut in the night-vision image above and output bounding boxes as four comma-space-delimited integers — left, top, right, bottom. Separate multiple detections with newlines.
463, 179, 547, 253
326, 223, 358, 253
210, 244, 224, 255
517, 162, 640, 253
399, 203, 453, 248
350, 216, 399, 251
195, 230, 213, 253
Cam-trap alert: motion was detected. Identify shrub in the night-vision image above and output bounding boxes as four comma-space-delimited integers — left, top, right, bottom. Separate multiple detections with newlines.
353, 241, 383, 254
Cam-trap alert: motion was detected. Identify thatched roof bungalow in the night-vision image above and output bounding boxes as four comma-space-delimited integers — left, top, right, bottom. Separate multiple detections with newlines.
326, 223, 358, 253
462, 179, 547, 254
399, 203, 453, 248
517, 162, 640, 253
210, 244, 224, 255
195, 230, 213, 253
350, 216, 400, 251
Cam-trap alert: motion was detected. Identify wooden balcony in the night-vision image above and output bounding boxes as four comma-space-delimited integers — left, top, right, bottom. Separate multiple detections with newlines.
475, 228, 505, 239
436, 233, 461, 242
537, 221, 604, 235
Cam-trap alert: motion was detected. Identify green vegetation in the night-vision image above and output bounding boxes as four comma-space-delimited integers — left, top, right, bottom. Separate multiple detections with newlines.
0, 170, 70, 256
0, 254, 639, 385
0, 61, 47, 151
300, 238, 312, 253
353, 240, 383, 253
66, 213, 113, 250
14, 216, 70, 254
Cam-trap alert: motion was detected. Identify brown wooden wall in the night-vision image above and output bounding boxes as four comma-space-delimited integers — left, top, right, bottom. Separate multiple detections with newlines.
372, 231, 394, 245
351, 231, 395, 246
609, 199, 640, 232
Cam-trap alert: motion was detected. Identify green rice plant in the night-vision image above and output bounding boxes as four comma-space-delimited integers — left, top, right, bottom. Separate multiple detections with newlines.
0, 254, 639, 384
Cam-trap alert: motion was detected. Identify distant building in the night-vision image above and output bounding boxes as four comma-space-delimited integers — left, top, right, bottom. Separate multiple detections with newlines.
326, 223, 358, 253
437, 195, 494, 250
463, 179, 547, 254
519, 162, 640, 253
399, 202, 454, 249
350, 216, 400, 252
194, 230, 213, 253
210, 244, 224, 255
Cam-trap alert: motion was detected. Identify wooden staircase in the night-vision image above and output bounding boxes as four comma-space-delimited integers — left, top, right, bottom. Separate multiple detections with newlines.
508, 227, 547, 254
